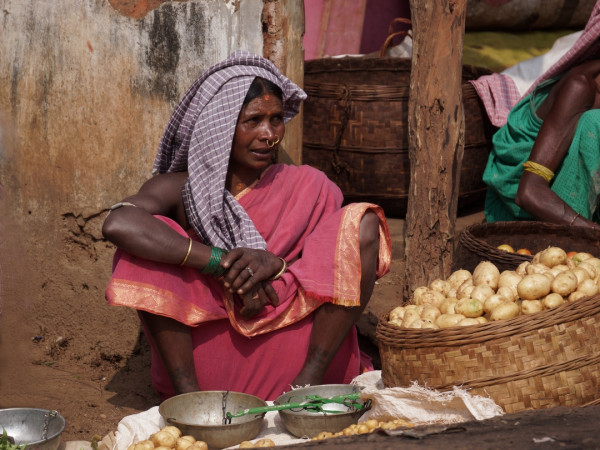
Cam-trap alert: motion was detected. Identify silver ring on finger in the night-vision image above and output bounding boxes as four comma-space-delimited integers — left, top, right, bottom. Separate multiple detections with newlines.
245, 266, 254, 277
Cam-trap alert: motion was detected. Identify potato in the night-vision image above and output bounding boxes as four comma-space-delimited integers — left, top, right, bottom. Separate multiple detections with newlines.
577, 261, 598, 279
458, 318, 481, 326
526, 263, 550, 275
255, 439, 275, 447
456, 282, 475, 299
516, 261, 530, 276
568, 291, 588, 302
470, 284, 494, 304
521, 299, 543, 315
421, 320, 439, 330
187, 442, 208, 450
421, 305, 441, 322
490, 302, 520, 321
538, 246, 567, 268
151, 431, 177, 449
162, 426, 182, 439
496, 286, 517, 302
404, 304, 423, 313
571, 267, 590, 285
472, 261, 500, 290
447, 269, 472, 289
404, 318, 424, 329
498, 270, 522, 290
475, 316, 488, 324
402, 312, 422, 328
429, 278, 450, 295
134, 441, 154, 450
517, 273, 551, 300
421, 289, 446, 308
176, 437, 196, 450
389, 305, 406, 322
439, 297, 458, 314
543, 293, 565, 309
483, 294, 509, 315
454, 298, 484, 318
573, 252, 594, 264
550, 271, 578, 296
577, 278, 599, 297
584, 257, 600, 273
435, 313, 465, 328
239, 442, 255, 448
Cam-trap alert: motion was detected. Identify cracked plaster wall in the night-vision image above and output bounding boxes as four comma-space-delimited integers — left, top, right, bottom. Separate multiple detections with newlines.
0, 0, 289, 313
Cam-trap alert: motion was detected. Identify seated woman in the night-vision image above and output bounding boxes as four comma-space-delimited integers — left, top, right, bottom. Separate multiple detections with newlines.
483, 59, 600, 232
102, 51, 391, 401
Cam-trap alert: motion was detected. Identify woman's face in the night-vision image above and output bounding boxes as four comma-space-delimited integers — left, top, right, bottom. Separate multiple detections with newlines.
230, 94, 285, 176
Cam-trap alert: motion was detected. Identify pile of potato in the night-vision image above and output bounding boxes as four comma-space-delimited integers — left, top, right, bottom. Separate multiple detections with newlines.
388, 247, 600, 329
311, 418, 414, 440
126, 426, 207, 450
125, 425, 275, 449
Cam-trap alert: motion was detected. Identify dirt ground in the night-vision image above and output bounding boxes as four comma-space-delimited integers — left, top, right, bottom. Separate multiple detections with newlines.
0, 208, 485, 443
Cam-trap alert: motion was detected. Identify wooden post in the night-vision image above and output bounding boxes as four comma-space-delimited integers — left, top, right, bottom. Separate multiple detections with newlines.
263, 0, 305, 165
404, 0, 467, 297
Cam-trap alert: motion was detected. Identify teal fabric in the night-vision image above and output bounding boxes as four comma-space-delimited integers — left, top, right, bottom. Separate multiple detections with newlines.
483, 78, 600, 223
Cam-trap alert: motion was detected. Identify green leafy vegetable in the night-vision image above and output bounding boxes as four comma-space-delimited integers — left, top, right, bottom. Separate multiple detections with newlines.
1, 429, 26, 450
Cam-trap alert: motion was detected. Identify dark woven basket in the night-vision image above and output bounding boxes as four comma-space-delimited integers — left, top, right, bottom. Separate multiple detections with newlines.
302, 57, 497, 218
454, 221, 600, 273
377, 295, 600, 414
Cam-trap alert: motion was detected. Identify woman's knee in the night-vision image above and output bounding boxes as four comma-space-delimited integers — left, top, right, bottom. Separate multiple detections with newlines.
359, 211, 380, 250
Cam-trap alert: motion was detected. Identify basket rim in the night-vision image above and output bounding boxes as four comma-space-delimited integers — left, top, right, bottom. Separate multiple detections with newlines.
458, 221, 600, 267
376, 294, 600, 348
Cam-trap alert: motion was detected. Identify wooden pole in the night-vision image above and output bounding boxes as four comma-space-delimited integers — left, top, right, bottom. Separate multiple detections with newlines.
262, 0, 305, 165
404, 0, 467, 297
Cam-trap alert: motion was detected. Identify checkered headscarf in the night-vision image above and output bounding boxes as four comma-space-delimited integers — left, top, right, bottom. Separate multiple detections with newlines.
153, 51, 306, 250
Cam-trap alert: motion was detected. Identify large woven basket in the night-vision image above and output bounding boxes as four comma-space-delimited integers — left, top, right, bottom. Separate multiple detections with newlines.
377, 296, 600, 414
302, 57, 496, 218
454, 221, 600, 273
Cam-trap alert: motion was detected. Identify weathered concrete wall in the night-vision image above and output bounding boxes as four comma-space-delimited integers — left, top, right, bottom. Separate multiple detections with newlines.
0, 0, 303, 358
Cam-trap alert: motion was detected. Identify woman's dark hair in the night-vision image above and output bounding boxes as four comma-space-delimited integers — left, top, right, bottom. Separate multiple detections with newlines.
243, 77, 283, 106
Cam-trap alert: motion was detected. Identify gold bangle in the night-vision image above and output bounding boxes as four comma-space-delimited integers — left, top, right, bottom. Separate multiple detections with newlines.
180, 238, 193, 266
269, 257, 287, 281
523, 161, 554, 183
569, 213, 580, 227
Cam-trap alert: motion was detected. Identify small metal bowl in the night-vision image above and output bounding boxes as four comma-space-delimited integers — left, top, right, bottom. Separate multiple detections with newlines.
0, 408, 66, 450
274, 384, 370, 438
158, 391, 267, 449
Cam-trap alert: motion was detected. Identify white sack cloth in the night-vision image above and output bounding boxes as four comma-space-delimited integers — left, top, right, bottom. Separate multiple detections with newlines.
352, 371, 504, 426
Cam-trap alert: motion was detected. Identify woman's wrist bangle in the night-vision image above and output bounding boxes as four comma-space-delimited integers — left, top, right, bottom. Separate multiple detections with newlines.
269, 257, 287, 281
569, 213, 580, 227
200, 246, 228, 277
180, 238, 193, 266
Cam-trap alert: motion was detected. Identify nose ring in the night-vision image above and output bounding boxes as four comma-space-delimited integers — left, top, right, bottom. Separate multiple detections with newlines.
266, 135, 280, 148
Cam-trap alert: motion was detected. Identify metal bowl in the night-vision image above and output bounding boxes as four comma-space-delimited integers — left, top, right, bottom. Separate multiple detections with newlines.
158, 391, 267, 449
0, 408, 66, 450
274, 384, 370, 438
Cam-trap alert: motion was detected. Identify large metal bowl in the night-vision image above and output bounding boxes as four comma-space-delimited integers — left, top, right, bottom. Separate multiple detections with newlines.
274, 384, 370, 438
0, 408, 66, 450
158, 391, 266, 449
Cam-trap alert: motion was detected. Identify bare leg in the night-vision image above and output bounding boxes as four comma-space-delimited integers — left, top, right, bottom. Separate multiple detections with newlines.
292, 211, 380, 386
139, 311, 200, 394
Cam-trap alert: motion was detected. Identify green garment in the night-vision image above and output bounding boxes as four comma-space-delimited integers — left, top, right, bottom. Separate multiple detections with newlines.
482, 78, 600, 223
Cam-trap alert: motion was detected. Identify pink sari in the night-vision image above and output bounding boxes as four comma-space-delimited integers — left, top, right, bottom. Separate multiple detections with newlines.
106, 164, 392, 400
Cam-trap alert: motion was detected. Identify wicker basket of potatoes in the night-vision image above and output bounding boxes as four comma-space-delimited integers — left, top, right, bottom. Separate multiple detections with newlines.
377, 246, 600, 414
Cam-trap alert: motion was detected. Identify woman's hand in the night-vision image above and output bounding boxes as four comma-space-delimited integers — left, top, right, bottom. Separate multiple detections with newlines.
220, 248, 284, 313
238, 282, 277, 318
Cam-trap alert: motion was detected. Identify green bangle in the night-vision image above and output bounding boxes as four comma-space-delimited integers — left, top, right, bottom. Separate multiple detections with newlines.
200, 247, 227, 276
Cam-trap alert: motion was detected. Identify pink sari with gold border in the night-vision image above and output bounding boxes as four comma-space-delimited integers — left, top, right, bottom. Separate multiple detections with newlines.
106, 164, 392, 400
